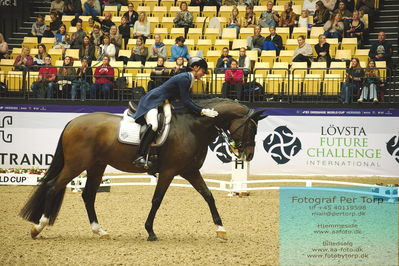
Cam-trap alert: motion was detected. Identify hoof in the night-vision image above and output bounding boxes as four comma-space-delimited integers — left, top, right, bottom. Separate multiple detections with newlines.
99, 233, 111, 239
31, 226, 40, 239
147, 235, 158, 241
216, 230, 228, 240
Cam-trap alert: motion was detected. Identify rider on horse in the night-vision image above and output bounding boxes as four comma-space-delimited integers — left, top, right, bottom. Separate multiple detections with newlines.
132, 57, 219, 167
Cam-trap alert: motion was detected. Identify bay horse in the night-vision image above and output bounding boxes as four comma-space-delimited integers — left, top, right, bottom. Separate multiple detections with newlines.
20, 98, 266, 241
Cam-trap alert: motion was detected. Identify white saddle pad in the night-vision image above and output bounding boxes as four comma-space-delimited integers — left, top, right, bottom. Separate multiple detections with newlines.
118, 109, 170, 146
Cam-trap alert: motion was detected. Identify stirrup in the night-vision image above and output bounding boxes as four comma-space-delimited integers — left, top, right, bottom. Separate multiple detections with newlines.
133, 155, 153, 169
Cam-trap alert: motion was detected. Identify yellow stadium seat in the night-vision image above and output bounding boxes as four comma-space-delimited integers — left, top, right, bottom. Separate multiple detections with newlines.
214, 39, 229, 51
134, 73, 150, 92
276, 27, 290, 45
329, 61, 346, 79
153, 6, 168, 19
202, 6, 217, 18
169, 6, 180, 17
73, 60, 82, 67
246, 50, 258, 63
292, 27, 308, 40
22, 37, 38, 49
335, 49, 352, 61
265, 74, 284, 95
0, 59, 16, 74
103, 5, 118, 16
187, 28, 202, 43
11, 48, 22, 59
111, 16, 122, 27
126, 61, 143, 75
204, 28, 220, 43
137, 6, 151, 14
184, 39, 195, 51
48, 48, 63, 65
354, 49, 370, 63
291, 62, 308, 77
194, 17, 209, 29
230, 50, 239, 58
147, 17, 159, 33
278, 50, 294, 63
170, 28, 185, 40
188, 6, 200, 20
160, 17, 174, 31
239, 27, 254, 40
219, 6, 233, 19
272, 61, 289, 77
118, 49, 131, 59
310, 61, 327, 77
341, 38, 358, 54
41, 37, 55, 52
376, 61, 387, 80
222, 28, 237, 41
160, 0, 174, 9
359, 61, 367, 68
27, 71, 39, 91
215, 17, 228, 28
285, 39, 298, 50
67, 26, 77, 35
0, 71, 4, 83
326, 38, 339, 57
206, 50, 221, 66
213, 73, 225, 94
120, 6, 128, 14
153, 28, 169, 40
253, 6, 267, 18
254, 62, 270, 76
142, 0, 158, 9
65, 49, 80, 60
163, 38, 175, 57
110, 61, 124, 77
323, 74, 341, 95
232, 39, 247, 50
310, 27, 324, 38
61, 15, 75, 31
144, 38, 155, 50
192, 78, 207, 94
288, 74, 303, 95
260, 50, 277, 65
189, 50, 200, 58
292, 5, 302, 15
143, 61, 157, 74
303, 74, 322, 95
55, 60, 64, 66
260, 27, 270, 36
6, 71, 23, 91
196, 39, 212, 52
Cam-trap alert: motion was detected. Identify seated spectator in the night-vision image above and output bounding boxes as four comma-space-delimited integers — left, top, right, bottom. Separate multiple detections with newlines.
90, 25, 103, 47
101, 0, 126, 13
345, 11, 364, 47
33, 44, 50, 69
57, 56, 76, 98
259, 1, 279, 28
190, 0, 207, 12
129, 36, 148, 65
356, 0, 375, 23
72, 57, 92, 100
13, 47, 34, 71
49, 12, 62, 35
334, 0, 354, 12
242, 5, 257, 28
173, 1, 193, 38
109, 25, 122, 53
83, 0, 100, 17
86, 18, 97, 36
222, 59, 244, 100
333, 1, 352, 27
69, 21, 87, 49
148, 34, 166, 61
279, 2, 297, 33
298, 10, 310, 28
169, 36, 190, 62
148, 57, 169, 91
97, 35, 116, 61
238, 47, 251, 75
79, 36, 96, 63
313, 1, 330, 26
264, 26, 283, 56
123, 2, 138, 27
0, 33, 9, 59
315, 34, 331, 65
170, 56, 188, 76
292, 35, 313, 67
358, 59, 379, 103
238, 0, 256, 6
63, 0, 83, 16
50, 0, 65, 15
340, 58, 364, 103
53, 24, 71, 50
43, 25, 54, 38
321, 0, 337, 11
369, 32, 393, 67
227, 6, 242, 38
94, 12, 115, 34
323, 14, 344, 41
303, 0, 318, 14
118, 16, 130, 49
91, 55, 114, 99
133, 12, 150, 42
216, 47, 234, 74
31, 55, 57, 98
31, 15, 46, 43
247, 25, 265, 55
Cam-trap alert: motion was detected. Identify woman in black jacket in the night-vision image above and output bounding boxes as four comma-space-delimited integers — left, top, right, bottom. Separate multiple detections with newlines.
314, 34, 331, 65
71, 57, 93, 100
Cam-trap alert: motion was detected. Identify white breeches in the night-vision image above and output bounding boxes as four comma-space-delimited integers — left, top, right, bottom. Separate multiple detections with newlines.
144, 108, 158, 132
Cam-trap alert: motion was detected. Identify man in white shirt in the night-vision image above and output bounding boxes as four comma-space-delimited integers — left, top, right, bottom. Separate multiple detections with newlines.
238, 47, 251, 75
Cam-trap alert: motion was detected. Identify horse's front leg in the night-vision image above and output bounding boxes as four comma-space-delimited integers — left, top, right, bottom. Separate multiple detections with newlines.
181, 170, 227, 240
145, 172, 174, 241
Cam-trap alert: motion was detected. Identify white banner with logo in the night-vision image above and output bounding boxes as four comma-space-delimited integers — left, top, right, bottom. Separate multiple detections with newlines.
0, 174, 39, 185
1, 106, 398, 177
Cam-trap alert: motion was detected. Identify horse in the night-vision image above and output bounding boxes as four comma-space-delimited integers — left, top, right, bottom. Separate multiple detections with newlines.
20, 98, 267, 241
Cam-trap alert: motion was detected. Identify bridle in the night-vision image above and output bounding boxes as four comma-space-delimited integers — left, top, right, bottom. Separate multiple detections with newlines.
215, 110, 258, 158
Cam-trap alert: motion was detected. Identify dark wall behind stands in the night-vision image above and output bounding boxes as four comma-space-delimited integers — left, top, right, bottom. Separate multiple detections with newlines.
0, 0, 33, 41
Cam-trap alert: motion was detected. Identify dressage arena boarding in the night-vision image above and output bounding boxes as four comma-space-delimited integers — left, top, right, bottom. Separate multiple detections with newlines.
1, 172, 398, 265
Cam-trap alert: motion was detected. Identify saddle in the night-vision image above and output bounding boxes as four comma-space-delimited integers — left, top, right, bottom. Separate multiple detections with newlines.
118, 102, 171, 146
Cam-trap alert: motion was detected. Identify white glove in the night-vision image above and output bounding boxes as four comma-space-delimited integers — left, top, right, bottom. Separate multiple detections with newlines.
201, 108, 219, 118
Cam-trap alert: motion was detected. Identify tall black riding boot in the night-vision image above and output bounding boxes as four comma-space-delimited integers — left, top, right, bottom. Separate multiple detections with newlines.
133, 126, 157, 168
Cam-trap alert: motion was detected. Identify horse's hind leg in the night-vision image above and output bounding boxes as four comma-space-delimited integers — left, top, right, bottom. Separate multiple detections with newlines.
82, 164, 110, 239
181, 170, 227, 240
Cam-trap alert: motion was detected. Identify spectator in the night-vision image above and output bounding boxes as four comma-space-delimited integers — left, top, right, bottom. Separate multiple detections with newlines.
91, 55, 114, 99
315, 34, 331, 65
169, 36, 190, 62
57, 56, 76, 97
333, 0, 354, 12
170, 56, 188, 76
259, 1, 279, 28
31, 55, 57, 98
292, 35, 313, 67
216, 47, 234, 74
90, 25, 103, 47
94, 12, 115, 34
53, 24, 71, 50
303, 0, 318, 14
264, 26, 283, 56
189, 0, 206, 12
356, 0, 375, 22
247, 25, 265, 56
71, 57, 92, 100
86, 18, 97, 36
242, 5, 257, 28
109, 25, 122, 53
83, 0, 100, 17
313, 1, 330, 26
238, 0, 256, 6
118, 16, 130, 49
345, 11, 364, 46
148, 34, 166, 61
14, 47, 34, 70
129, 36, 148, 65
333, 1, 352, 25
63, 0, 83, 16
123, 2, 139, 27
101, 0, 127, 13
279, 2, 297, 33
222, 59, 244, 100
49, 12, 62, 35
79, 36, 96, 63
173, 1, 193, 38
0, 33, 9, 59
227, 6, 242, 38
369, 32, 393, 67
358, 59, 379, 103
50, 0, 65, 14
33, 44, 50, 68
238, 47, 251, 75
321, 0, 337, 11
133, 12, 150, 42
69, 21, 87, 49
31, 15, 46, 43
97, 35, 116, 61
43, 25, 55, 38
323, 13, 344, 41
298, 11, 310, 29
148, 57, 169, 91
340, 58, 364, 103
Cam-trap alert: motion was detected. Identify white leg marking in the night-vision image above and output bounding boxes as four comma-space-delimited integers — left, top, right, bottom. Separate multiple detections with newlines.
216, 225, 226, 232
91, 222, 108, 236
34, 215, 49, 233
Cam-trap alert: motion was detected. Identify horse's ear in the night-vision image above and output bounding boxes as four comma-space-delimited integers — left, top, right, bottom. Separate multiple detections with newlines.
251, 110, 268, 121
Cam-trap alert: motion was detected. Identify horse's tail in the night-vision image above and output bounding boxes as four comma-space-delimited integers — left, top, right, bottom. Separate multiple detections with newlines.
20, 123, 69, 225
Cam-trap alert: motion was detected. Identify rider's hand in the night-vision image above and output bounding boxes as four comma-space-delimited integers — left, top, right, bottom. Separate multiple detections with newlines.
201, 108, 218, 118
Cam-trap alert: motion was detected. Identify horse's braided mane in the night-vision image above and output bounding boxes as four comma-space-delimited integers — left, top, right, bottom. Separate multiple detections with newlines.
174, 98, 247, 115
